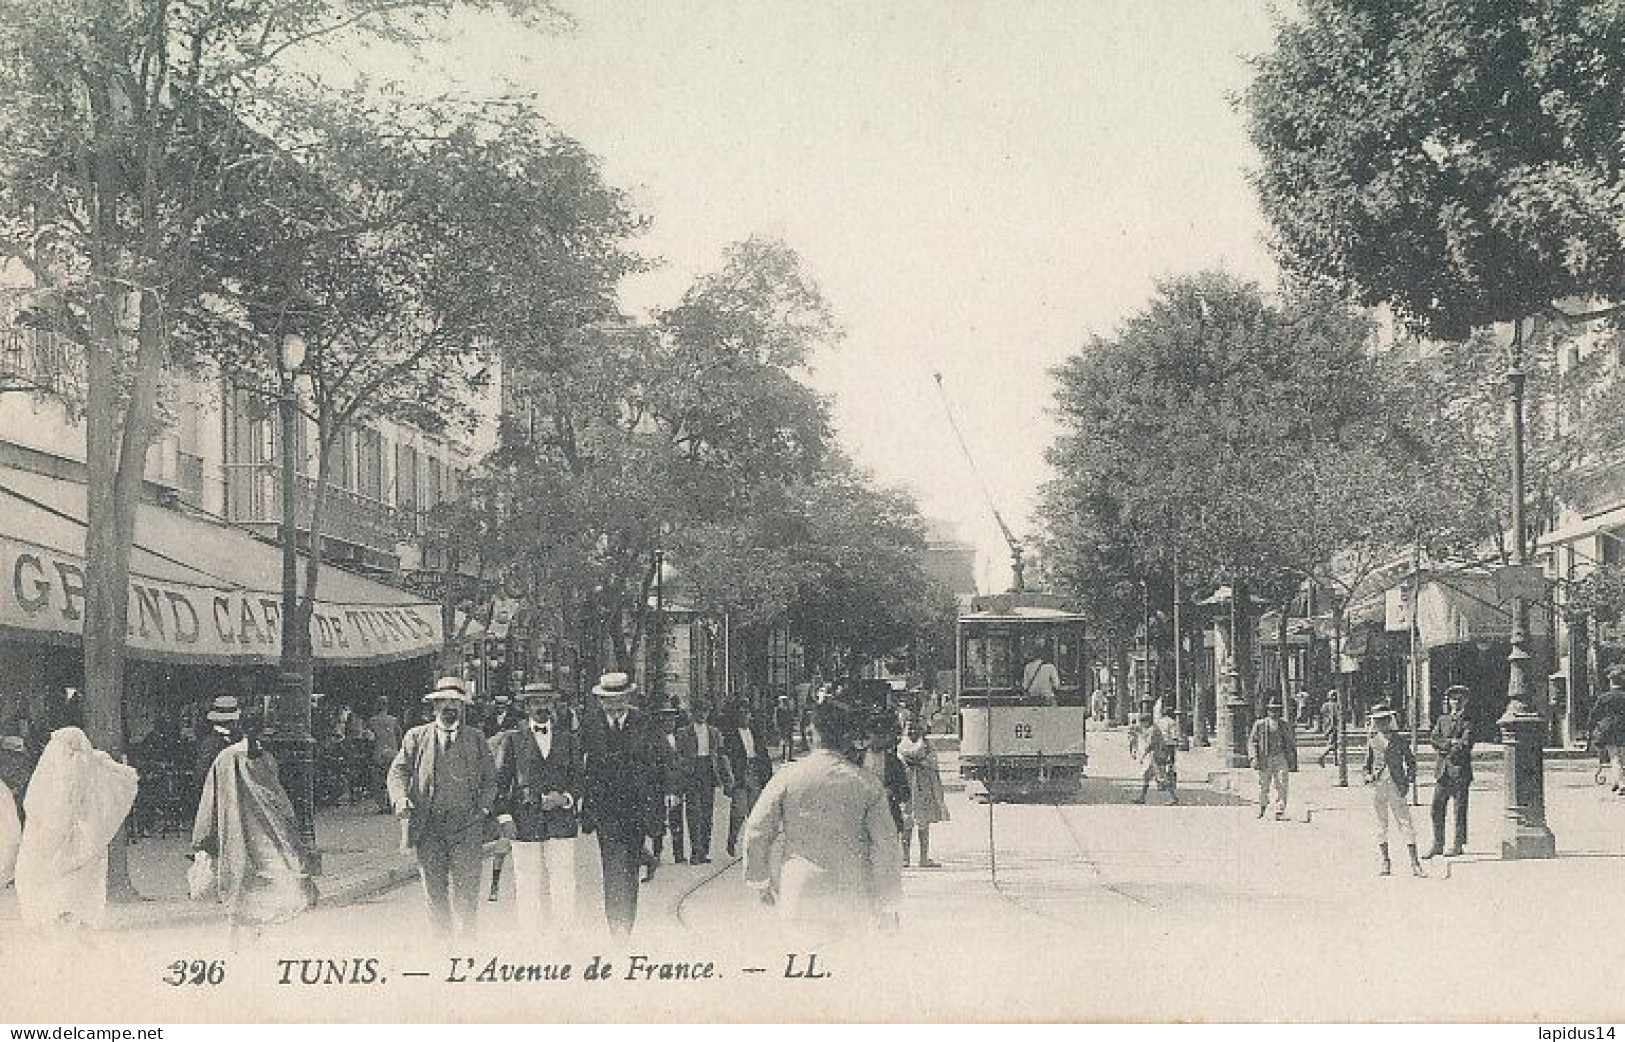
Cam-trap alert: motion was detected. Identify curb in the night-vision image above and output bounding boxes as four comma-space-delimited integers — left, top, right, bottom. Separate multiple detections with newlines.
103, 840, 505, 932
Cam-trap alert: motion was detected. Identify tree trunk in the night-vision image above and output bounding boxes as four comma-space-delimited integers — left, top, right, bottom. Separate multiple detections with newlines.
1111, 635, 1131, 726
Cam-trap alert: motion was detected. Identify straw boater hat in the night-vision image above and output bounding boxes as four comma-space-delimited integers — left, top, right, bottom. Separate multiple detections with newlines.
1266, 695, 1286, 710
1445, 684, 1470, 700
423, 676, 473, 704
206, 695, 241, 724
493, 694, 512, 707
1368, 701, 1399, 723
519, 679, 558, 702
592, 672, 637, 698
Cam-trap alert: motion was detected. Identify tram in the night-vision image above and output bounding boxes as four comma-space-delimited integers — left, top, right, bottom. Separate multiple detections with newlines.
957, 591, 1089, 800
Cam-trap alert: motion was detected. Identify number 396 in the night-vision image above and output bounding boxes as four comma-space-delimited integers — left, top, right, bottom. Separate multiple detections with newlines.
164, 959, 225, 986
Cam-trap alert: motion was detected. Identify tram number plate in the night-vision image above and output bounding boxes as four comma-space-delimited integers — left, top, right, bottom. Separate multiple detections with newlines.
1013, 722, 1033, 740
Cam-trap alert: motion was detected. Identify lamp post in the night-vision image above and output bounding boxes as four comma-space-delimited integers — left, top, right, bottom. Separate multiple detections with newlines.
270, 332, 319, 871
651, 547, 665, 709
1499, 319, 1557, 859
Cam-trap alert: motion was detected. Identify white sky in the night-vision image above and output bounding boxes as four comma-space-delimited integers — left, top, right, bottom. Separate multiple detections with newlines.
372, 1, 1281, 590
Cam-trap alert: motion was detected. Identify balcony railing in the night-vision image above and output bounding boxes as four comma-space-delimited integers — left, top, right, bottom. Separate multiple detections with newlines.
223, 464, 415, 554
0, 325, 87, 408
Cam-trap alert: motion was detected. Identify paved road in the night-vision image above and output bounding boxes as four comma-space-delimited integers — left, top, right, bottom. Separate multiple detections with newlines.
7, 730, 1625, 1021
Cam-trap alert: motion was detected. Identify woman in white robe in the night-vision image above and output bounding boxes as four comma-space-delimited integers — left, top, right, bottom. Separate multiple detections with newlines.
192, 732, 316, 942
0, 777, 20, 890
14, 727, 138, 929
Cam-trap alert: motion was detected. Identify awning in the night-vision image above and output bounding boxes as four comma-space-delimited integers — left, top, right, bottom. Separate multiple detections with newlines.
1414, 573, 1547, 650
1536, 503, 1625, 549
0, 466, 441, 666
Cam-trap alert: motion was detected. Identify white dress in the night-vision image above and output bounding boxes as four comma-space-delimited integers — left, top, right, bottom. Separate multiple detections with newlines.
0, 778, 20, 889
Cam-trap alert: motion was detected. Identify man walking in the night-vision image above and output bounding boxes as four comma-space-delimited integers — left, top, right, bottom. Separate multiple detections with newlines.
675, 701, 732, 865
741, 699, 904, 940
388, 676, 496, 940
1316, 691, 1341, 768
491, 680, 582, 936
1424, 684, 1474, 858
1588, 665, 1625, 795
1364, 702, 1425, 877
1131, 709, 1178, 805
774, 696, 798, 763
1249, 696, 1298, 820
721, 704, 773, 858
579, 672, 675, 938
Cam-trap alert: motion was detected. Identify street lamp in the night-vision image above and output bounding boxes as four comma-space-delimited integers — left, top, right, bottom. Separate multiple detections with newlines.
1498, 319, 1557, 859
269, 332, 319, 872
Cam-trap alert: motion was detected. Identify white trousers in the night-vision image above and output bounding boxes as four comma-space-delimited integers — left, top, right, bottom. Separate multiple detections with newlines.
510, 838, 577, 935
1372, 777, 1415, 844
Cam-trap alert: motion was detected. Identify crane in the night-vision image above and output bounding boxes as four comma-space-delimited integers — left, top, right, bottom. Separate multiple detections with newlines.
932, 371, 1025, 592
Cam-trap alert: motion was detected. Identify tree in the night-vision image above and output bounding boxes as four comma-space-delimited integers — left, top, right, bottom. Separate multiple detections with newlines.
1247, 0, 1625, 340
0, 0, 564, 774
1044, 273, 1415, 717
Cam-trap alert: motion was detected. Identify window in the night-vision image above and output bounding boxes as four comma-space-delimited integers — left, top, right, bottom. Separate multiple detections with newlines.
358, 427, 383, 501
961, 631, 1016, 690
331, 426, 355, 491
395, 442, 419, 511
425, 455, 443, 510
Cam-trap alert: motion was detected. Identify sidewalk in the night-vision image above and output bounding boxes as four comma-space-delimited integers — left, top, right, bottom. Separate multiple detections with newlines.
0, 801, 422, 931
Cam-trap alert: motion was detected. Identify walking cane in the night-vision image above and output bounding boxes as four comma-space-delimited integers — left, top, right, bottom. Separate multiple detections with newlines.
488, 848, 506, 902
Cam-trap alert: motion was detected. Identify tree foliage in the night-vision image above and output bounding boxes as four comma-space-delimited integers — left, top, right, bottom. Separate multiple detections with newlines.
1247, 0, 1625, 338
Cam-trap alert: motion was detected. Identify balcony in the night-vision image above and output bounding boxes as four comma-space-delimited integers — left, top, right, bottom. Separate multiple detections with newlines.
224, 464, 414, 566
0, 325, 87, 408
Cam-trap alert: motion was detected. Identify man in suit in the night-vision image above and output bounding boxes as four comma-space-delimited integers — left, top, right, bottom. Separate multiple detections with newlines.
1424, 684, 1474, 858
774, 696, 798, 764
491, 680, 582, 936
720, 703, 774, 857
1248, 695, 1298, 820
651, 708, 688, 868
388, 676, 496, 939
578, 672, 677, 937
675, 700, 733, 864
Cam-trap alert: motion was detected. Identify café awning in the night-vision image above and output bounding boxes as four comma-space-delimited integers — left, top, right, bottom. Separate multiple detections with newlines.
0, 466, 441, 666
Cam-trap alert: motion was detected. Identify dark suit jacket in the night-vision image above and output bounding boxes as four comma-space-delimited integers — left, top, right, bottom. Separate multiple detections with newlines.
1429, 712, 1474, 784
675, 723, 734, 790
387, 722, 497, 845
1364, 732, 1416, 793
491, 718, 582, 841
721, 725, 773, 790
578, 704, 672, 842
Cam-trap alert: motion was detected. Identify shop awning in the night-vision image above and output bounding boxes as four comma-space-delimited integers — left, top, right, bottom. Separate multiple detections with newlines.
1414, 573, 1546, 650
0, 466, 442, 666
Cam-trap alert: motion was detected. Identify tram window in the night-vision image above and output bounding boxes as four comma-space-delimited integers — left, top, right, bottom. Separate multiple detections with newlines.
962, 633, 1016, 689
1054, 632, 1086, 706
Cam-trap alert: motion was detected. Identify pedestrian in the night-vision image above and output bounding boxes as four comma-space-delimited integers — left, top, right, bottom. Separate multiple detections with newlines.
1022, 648, 1061, 705
1131, 710, 1178, 805
366, 697, 402, 815
1316, 691, 1341, 768
1090, 688, 1107, 724
1363, 702, 1425, 877
195, 695, 242, 803
191, 718, 318, 946
1, 776, 20, 890
13, 726, 138, 931
774, 695, 798, 763
651, 708, 687, 868
859, 713, 912, 843
674, 700, 732, 865
488, 695, 520, 736
1424, 684, 1475, 858
387, 676, 496, 940
1248, 695, 1298, 820
741, 699, 904, 940
896, 718, 948, 866
491, 680, 582, 937
721, 704, 773, 858
1293, 689, 1310, 729
578, 672, 676, 938
1587, 664, 1625, 795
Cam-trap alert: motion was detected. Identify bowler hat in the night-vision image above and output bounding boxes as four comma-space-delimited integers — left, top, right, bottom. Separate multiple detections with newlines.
519, 680, 559, 701
592, 671, 637, 698
1444, 684, 1470, 700
1266, 695, 1285, 710
423, 676, 473, 704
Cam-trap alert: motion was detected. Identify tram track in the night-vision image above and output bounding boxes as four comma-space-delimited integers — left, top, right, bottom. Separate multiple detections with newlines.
982, 794, 1159, 928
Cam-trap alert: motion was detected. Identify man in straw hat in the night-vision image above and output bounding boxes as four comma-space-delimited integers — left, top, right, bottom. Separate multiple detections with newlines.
578, 671, 676, 937
388, 676, 496, 939
490, 679, 582, 935
194, 695, 242, 808
1248, 695, 1298, 820
1363, 701, 1425, 877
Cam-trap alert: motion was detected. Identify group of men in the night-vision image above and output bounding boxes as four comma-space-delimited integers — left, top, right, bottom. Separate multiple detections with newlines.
385, 671, 778, 940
